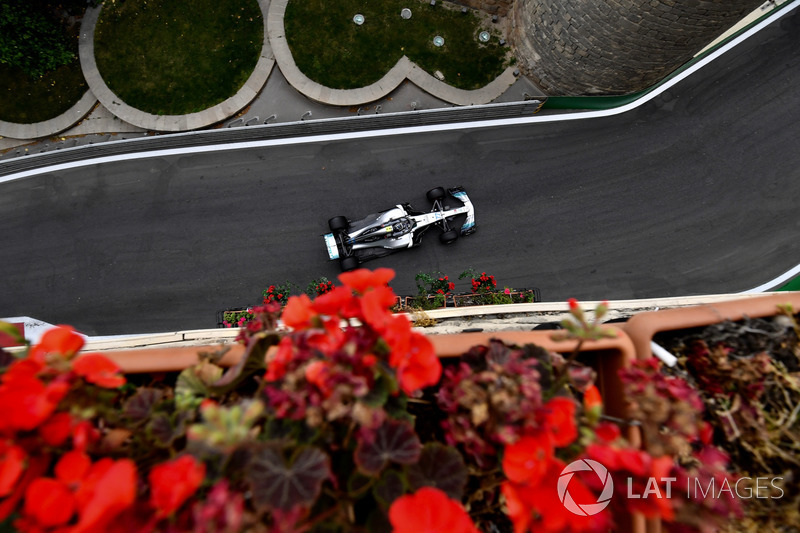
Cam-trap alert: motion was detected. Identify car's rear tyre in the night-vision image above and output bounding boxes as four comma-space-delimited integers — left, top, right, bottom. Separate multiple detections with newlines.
329, 216, 348, 232
440, 230, 458, 245
426, 187, 446, 202
340, 256, 360, 272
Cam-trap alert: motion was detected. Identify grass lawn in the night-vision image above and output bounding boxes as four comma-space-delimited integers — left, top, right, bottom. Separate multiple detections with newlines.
285, 0, 510, 90
0, 62, 87, 124
0, 9, 86, 125
94, 0, 263, 115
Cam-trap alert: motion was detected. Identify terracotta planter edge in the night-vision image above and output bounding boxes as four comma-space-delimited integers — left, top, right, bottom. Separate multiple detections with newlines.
622, 293, 800, 361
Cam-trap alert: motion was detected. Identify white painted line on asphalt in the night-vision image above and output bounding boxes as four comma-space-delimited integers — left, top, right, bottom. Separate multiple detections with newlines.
1, 1, 797, 187
740, 263, 800, 293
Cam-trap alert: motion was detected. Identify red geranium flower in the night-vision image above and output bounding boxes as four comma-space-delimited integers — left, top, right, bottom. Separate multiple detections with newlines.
0, 441, 26, 498
502, 458, 609, 533
305, 360, 333, 398
393, 332, 441, 395
17, 455, 137, 532
583, 385, 602, 412
584, 443, 621, 470
312, 286, 355, 317
28, 325, 85, 363
542, 397, 578, 447
71, 420, 100, 453
55, 451, 92, 484
339, 268, 395, 294
73, 458, 138, 532
265, 337, 295, 382
594, 421, 621, 443
23, 477, 75, 527
73, 353, 125, 389
502, 430, 554, 485
38, 412, 73, 447
0, 369, 70, 431
149, 455, 206, 518
388, 487, 478, 533
359, 285, 397, 331
282, 294, 316, 330
616, 448, 650, 477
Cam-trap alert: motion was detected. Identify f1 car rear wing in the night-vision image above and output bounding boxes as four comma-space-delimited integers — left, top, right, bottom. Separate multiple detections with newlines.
448, 186, 476, 235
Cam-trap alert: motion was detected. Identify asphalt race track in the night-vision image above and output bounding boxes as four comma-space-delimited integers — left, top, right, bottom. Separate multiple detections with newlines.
2, 10, 799, 335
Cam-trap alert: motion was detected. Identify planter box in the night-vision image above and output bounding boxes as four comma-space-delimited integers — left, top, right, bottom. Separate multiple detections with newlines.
621, 293, 800, 533
452, 288, 540, 307
622, 293, 800, 362
216, 307, 254, 328
403, 295, 450, 309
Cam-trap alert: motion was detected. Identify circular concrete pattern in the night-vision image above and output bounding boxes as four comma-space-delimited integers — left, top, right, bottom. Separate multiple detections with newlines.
0, 91, 97, 140
268, 0, 517, 106
79, 0, 274, 132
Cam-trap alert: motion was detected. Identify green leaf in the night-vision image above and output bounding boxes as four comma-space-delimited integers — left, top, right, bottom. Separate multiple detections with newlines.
383, 394, 412, 424
361, 375, 390, 408
176, 360, 224, 398
404, 443, 468, 500
0, 321, 25, 346
354, 420, 421, 475
347, 471, 373, 498
248, 445, 331, 512
146, 411, 188, 448
261, 418, 319, 446
372, 469, 406, 510
123, 388, 165, 424
146, 412, 175, 448
210, 332, 279, 395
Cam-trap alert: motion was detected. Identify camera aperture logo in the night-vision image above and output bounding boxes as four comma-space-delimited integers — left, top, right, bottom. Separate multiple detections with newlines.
558, 459, 614, 516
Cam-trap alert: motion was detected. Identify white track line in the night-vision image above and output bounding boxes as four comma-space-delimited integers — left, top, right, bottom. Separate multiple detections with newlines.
741, 264, 800, 293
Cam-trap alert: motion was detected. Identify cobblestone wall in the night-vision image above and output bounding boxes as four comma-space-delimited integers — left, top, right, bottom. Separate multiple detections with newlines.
511, 0, 765, 95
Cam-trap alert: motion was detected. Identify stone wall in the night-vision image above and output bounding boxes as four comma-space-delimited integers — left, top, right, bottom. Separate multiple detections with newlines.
510, 0, 765, 95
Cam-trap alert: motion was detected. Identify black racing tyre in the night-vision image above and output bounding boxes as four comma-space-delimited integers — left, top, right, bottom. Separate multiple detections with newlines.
328, 216, 348, 232
440, 230, 459, 245
340, 256, 360, 272
426, 187, 446, 202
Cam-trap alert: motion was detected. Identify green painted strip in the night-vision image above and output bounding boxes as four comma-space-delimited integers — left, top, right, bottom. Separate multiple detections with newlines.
777, 277, 800, 292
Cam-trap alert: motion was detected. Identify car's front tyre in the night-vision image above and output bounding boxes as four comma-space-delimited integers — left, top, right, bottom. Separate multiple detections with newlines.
340, 256, 360, 272
426, 187, 446, 202
440, 230, 459, 244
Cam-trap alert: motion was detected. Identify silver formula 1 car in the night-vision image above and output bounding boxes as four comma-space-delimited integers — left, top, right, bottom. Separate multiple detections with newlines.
324, 186, 476, 271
